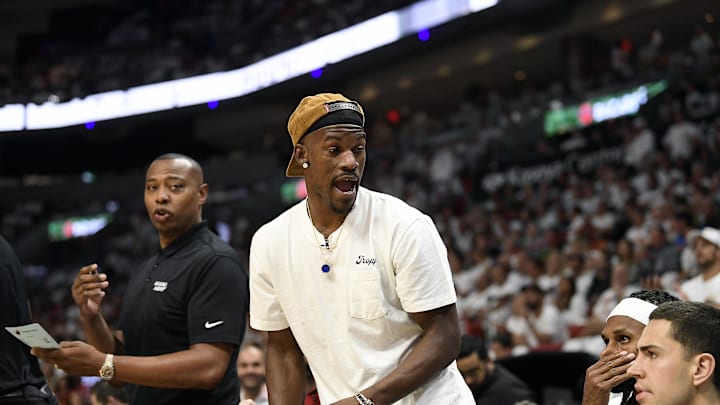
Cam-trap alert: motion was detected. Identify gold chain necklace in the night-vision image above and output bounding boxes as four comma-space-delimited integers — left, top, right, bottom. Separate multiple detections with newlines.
306, 200, 346, 273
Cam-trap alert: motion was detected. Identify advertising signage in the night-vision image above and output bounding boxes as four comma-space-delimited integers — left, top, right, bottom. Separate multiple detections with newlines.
47, 214, 113, 241
544, 80, 667, 137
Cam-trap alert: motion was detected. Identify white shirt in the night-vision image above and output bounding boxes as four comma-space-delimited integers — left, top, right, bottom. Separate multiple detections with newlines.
559, 293, 589, 327
250, 187, 474, 405
240, 385, 268, 405
608, 392, 624, 405
663, 121, 700, 161
506, 304, 567, 348
681, 271, 720, 304
624, 129, 655, 168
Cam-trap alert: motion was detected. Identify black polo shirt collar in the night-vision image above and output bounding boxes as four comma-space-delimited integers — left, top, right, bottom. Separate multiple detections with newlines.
158, 221, 208, 258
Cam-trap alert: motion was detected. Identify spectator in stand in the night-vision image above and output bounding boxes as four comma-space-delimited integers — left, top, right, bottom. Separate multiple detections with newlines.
457, 269, 490, 334
627, 301, 720, 405
457, 335, 536, 404
552, 275, 588, 331
237, 342, 268, 405
624, 205, 649, 247
591, 200, 618, 239
679, 227, 720, 305
506, 284, 567, 353
489, 331, 514, 361
611, 239, 638, 282
623, 117, 656, 170
640, 225, 681, 290
693, 193, 720, 229
662, 111, 702, 164
689, 24, 716, 73
585, 249, 613, 312
484, 261, 523, 337
582, 289, 680, 405
538, 248, 564, 293
453, 233, 493, 297
637, 25, 663, 70
564, 251, 591, 297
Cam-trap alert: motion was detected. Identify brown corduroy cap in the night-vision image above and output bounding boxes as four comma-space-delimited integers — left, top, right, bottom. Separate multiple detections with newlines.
285, 93, 365, 177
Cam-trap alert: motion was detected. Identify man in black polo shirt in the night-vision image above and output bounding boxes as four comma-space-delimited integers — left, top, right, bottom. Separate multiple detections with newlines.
0, 235, 58, 404
32, 153, 249, 405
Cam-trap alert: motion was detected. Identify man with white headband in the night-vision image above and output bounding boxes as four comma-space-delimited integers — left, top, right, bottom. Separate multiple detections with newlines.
582, 290, 679, 405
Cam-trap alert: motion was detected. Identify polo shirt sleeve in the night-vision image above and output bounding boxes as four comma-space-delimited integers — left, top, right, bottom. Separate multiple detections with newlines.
248, 231, 289, 331
392, 216, 457, 313
187, 255, 248, 345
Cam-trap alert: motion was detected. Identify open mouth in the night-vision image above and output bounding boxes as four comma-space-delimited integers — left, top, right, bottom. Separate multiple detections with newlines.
153, 208, 171, 221
335, 178, 358, 194
334, 177, 358, 194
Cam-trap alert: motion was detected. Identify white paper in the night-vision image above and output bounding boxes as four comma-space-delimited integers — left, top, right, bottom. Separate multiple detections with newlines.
5, 323, 61, 349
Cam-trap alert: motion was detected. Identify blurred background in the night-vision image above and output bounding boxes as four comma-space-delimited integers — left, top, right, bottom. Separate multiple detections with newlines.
1, 0, 719, 403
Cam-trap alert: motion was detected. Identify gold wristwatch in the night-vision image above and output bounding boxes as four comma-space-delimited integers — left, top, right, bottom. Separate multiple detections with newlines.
99, 354, 115, 381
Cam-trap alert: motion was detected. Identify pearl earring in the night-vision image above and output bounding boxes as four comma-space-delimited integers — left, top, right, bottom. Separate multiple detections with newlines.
302, 162, 310, 169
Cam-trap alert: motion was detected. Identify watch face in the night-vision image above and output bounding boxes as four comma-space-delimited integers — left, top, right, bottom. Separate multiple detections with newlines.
100, 355, 115, 381
100, 366, 114, 380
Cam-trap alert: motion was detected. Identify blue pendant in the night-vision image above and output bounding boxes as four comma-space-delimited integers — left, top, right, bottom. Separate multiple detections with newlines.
321, 264, 331, 273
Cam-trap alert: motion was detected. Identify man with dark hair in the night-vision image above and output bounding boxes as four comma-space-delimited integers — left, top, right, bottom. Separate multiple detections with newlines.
506, 283, 567, 351
33, 153, 249, 405
628, 290, 679, 306
0, 235, 58, 405
89, 381, 128, 405
582, 290, 680, 405
250, 93, 473, 404
628, 301, 720, 404
490, 331, 514, 360
456, 335, 536, 404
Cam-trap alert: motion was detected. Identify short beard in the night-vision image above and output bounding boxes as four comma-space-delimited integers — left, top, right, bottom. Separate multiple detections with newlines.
330, 199, 356, 216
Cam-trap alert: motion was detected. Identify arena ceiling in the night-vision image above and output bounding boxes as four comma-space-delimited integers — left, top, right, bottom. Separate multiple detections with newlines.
0, 0, 715, 178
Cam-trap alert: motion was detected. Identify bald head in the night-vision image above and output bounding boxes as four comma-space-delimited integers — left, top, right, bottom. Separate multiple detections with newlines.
144, 153, 208, 248
150, 153, 204, 183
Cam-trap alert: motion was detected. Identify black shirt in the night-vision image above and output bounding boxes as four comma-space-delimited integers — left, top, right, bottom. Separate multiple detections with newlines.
0, 235, 47, 394
118, 222, 248, 405
472, 363, 537, 405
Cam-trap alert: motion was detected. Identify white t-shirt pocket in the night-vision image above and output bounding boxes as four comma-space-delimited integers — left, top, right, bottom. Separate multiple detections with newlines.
349, 270, 387, 320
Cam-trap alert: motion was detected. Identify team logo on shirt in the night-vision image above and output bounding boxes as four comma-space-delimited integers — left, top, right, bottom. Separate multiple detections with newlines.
355, 255, 376, 266
153, 281, 168, 292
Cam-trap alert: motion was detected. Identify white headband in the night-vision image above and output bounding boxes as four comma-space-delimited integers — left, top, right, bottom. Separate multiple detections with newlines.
606, 297, 658, 325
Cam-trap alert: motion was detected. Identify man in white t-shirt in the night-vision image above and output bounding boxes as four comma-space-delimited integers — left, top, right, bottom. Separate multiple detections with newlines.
249, 93, 473, 405
680, 227, 720, 305
505, 284, 567, 352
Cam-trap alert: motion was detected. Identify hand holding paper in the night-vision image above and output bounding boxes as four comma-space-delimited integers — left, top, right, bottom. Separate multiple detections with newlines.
5, 323, 60, 349
31, 340, 106, 377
